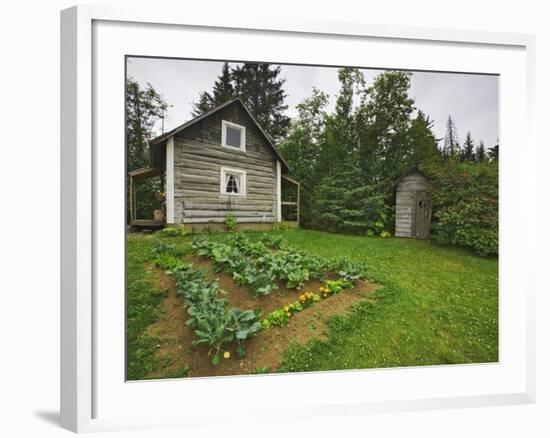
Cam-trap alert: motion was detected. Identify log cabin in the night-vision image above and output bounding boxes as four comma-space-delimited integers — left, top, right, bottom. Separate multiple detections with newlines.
128, 98, 299, 231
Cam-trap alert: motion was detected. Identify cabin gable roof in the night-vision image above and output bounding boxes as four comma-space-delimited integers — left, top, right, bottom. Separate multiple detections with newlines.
150, 98, 289, 172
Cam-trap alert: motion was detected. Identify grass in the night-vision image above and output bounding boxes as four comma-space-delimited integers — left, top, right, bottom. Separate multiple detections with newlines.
126, 228, 498, 376
126, 234, 191, 380
272, 230, 498, 372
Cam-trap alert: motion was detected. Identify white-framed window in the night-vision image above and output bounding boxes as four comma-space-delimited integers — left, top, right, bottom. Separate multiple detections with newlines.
220, 166, 246, 196
221, 120, 246, 151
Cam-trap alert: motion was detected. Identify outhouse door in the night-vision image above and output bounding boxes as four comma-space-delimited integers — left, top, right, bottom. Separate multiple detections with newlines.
414, 190, 431, 238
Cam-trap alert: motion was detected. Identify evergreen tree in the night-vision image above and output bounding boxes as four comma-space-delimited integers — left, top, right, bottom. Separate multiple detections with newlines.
232, 63, 291, 141
192, 91, 214, 117
192, 62, 290, 141
461, 131, 476, 161
476, 140, 486, 162
211, 62, 235, 104
488, 142, 499, 162
192, 62, 235, 116
311, 167, 390, 235
443, 115, 460, 157
408, 110, 440, 164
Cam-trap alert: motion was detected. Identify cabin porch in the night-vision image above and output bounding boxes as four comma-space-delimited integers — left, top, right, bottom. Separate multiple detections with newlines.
128, 167, 164, 228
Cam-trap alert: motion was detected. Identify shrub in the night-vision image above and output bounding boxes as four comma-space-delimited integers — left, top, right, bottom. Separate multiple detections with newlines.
423, 159, 498, 256
311, 168, 393, 235
224, 213, 237, 232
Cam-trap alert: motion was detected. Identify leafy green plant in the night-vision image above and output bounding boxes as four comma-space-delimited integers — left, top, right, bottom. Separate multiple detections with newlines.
224, 213, 237, 232
168, 262, 261, 365
225, 308, 262, 357
262, 309, 291, 329
157, 225, 189, 238
192, 315, 235, 365
151, 242, 177, 255
260, 233, 286, 249
286, 268, 310, 288
284, 301, 303, 314
329, 258, 368, 282
154, 254, 184, 272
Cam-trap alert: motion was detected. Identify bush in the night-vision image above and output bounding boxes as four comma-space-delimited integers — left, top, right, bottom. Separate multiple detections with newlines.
423, 159, 498, 256
224, 213, 237, 232
311, 168, 393, 235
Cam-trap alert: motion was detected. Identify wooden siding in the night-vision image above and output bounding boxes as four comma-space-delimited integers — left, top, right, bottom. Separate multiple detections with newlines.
395, 171, 429, 237
172, 101, 278, 224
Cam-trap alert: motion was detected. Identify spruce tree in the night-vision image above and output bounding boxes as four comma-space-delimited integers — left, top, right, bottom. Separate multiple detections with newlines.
462, 131, 476, 161
232, 63, 290, 141
488, 142, 499, 162
211, 62, 235, 104
408, 110, 440, 164
476, 140, 486, 162
193, 62, 291, 141
443, 115, 460, 157
192, 62, 235, 116
192, 91, 214, 117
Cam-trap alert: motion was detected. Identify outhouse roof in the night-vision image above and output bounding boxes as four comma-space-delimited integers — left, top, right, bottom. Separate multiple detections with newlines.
394, 165, 429, 187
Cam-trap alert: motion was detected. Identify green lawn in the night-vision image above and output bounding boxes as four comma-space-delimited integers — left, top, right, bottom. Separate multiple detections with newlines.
126, 235, 191, 380
273, 229, 498, 372
126, 229, 498, 377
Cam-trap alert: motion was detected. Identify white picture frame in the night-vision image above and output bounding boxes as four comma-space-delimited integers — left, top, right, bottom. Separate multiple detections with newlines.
60, 4, 536, 433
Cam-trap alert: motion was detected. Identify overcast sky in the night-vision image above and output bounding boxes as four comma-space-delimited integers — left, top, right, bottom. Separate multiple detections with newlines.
127, 57, 499, 148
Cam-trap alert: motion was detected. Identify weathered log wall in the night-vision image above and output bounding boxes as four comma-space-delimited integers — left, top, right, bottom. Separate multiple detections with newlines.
172, 101, 278, 225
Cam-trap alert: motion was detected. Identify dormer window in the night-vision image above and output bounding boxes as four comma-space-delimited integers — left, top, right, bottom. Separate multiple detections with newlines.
221, 120, 246, 151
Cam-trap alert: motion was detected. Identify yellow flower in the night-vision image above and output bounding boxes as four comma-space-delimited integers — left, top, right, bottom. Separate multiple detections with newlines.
223, 351, 230, 359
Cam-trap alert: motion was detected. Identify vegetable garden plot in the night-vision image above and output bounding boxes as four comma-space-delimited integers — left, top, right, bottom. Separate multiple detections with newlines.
147, 233, 378, 377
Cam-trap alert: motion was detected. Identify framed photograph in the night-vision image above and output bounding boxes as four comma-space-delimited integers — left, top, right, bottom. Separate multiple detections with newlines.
61, 5, 536, 433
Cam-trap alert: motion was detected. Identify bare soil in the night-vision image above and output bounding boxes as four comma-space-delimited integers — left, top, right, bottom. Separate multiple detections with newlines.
145, 255, 379, 379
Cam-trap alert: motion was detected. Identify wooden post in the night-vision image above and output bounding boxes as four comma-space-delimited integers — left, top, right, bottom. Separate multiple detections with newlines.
296, 182, 300, 224
129, 177, 134, 221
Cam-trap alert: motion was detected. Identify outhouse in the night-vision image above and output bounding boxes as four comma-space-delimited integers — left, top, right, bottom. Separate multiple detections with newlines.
395, 167, 431, 238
